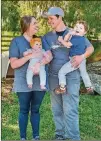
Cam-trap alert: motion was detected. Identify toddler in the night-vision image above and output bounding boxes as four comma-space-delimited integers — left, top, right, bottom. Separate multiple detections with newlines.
55, 20, 94, 94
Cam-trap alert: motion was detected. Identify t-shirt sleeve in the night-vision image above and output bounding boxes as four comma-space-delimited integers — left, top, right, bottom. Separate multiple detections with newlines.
9, 38, 20, 58
84, 37, 92, 48
41, 36, 51, 51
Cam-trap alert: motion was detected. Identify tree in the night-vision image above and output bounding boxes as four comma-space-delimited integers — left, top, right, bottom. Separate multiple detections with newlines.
2, 1, 20, 32
64, 1, 101, 39
2, 1, 101, 38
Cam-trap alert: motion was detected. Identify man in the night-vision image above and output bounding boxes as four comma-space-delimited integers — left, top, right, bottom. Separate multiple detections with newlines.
41, 7, 94, 140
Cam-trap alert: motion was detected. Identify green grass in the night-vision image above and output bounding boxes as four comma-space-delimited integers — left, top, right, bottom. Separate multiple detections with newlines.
2, 92, 101, 140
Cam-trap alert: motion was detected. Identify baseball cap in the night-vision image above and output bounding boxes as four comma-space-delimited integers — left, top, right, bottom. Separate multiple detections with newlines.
42, 7, 64, 18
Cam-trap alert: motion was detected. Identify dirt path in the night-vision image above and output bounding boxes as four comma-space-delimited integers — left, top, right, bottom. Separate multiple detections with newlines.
2, 78, 14, 102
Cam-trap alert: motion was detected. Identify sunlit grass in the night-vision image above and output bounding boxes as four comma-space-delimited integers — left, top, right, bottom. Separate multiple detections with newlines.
1, 91, 101, 140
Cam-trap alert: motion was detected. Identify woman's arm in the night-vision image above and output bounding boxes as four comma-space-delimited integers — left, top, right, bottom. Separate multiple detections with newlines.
10, 51, 41, 69
10, 54, 32, 69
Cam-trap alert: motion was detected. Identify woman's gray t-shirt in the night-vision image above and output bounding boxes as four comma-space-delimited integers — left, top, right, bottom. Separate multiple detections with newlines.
9, 36, 43, 92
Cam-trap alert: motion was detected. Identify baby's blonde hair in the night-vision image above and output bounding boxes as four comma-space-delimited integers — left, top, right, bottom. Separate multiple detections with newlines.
30, 38, 42, 48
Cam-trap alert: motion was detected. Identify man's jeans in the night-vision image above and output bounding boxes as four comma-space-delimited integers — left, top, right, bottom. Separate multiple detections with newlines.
17, 91, 45, 139
50, 71, 80, 140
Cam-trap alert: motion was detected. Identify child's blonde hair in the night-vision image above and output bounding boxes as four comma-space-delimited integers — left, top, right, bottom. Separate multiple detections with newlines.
76, 20, 89, 32
30, 38, 42, 48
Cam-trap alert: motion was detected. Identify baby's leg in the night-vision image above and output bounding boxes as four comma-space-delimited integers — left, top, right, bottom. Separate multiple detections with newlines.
26, 68, 34, 89
26, 59, 37, 89
39, 65, 46, 90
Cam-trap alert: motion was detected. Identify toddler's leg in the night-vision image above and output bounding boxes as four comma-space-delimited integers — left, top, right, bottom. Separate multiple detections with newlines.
79, 60, 93, 93
55, 61, 76, 94
58, 61, 76, 86
39, 66, 46, 90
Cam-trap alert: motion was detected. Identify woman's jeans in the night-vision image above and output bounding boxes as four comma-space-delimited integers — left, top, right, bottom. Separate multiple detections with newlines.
17, 91, 45, 139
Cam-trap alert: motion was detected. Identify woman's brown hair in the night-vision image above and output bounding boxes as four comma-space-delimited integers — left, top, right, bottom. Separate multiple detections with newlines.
20, 16, 35, 34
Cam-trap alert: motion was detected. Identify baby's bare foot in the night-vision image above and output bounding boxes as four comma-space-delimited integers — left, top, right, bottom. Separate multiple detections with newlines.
40, 85, 46, 90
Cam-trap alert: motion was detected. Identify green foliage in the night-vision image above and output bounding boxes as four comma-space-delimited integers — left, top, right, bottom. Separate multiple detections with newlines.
2, 1, 101, 38
64, 1, 101, 38
1, 1, 20, 32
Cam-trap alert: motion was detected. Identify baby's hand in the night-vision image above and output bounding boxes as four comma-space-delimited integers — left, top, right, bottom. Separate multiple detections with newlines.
69, 30, 76, 35
27, 49, 33, 54
58, 36, 63, 43
23, 51, 29, 56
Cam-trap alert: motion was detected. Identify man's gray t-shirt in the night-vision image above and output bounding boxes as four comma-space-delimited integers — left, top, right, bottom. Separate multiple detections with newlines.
9, 36, 44, 92
42, 28, 92, 91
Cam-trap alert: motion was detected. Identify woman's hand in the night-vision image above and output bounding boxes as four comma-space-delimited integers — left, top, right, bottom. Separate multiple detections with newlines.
26, 51, 42, 60
26, 53, 34, 60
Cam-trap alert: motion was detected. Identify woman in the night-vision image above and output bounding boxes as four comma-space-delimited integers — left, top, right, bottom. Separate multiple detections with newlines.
9, 16, 51, 140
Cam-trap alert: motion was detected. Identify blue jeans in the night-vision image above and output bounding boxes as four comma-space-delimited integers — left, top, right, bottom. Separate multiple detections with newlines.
17, 91, 45, 139
50, 71, 80, 140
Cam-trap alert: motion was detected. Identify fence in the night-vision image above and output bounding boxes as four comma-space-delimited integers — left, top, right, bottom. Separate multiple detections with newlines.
1, 35, 16, 78
1, 35, 16, 52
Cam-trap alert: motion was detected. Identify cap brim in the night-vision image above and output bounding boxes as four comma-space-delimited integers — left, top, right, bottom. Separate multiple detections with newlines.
41, 12, 52, 18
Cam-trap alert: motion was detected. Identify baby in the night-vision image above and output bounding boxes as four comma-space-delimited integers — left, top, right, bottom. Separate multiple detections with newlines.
23, 37, 46, 90
55, 20, 94, 94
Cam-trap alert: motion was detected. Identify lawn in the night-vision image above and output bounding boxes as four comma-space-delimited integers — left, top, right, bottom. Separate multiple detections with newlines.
2, 90, 101, 140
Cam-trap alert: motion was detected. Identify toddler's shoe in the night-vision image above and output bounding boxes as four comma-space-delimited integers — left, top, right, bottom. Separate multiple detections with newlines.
86, 87, 94, 95
55, 86, 66, 94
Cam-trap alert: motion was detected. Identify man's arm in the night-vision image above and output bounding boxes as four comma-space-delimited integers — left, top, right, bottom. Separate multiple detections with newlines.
83, 46, 94, 58
71, 45, 94, 68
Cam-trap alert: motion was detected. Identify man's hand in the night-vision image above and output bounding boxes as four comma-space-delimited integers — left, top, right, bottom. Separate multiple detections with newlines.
71, 55, 84, 68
